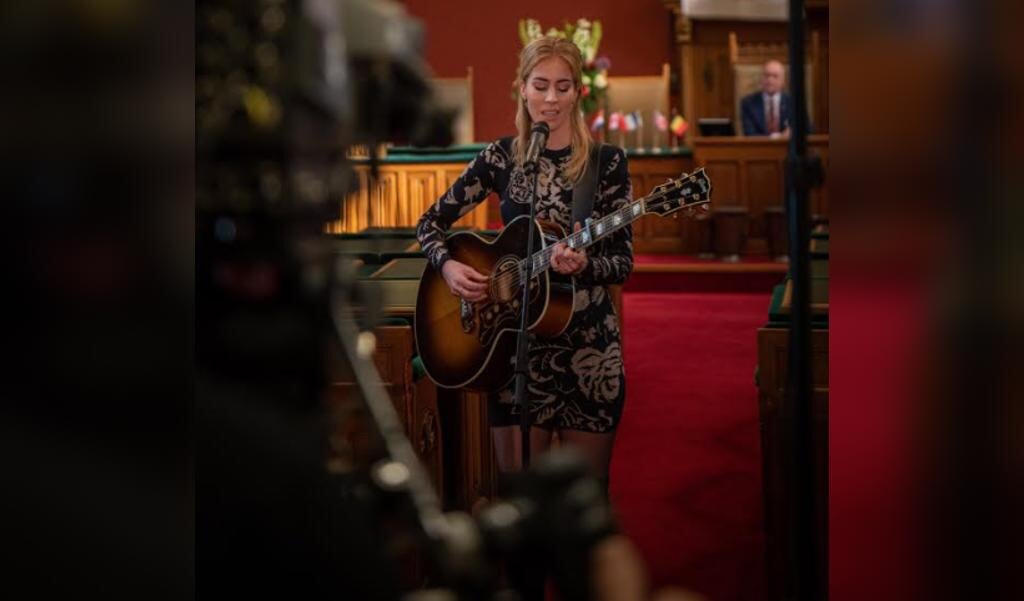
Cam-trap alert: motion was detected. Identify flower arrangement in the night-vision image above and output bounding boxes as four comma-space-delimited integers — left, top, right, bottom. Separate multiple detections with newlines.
517, 18, 611, 116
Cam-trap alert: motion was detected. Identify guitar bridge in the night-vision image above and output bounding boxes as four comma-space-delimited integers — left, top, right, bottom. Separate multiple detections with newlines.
460, 298, 475, 334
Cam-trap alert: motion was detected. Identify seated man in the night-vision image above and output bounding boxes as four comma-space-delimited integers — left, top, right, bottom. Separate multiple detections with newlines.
740, 59, 810, 137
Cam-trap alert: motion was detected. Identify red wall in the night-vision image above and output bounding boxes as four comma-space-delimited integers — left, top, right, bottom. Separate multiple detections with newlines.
403, 1, 675, 143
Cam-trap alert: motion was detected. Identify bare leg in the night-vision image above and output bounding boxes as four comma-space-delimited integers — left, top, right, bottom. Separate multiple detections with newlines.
491, 425, 555, 473
557, 429, 618, 492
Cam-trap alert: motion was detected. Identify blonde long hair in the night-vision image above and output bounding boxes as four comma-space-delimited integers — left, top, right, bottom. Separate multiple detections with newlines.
513, 36, 594, 183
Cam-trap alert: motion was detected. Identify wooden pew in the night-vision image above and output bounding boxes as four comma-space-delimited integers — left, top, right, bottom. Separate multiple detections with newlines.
756, 225, 829, 601
326, 323, 443, 493
326, 254, 497, 513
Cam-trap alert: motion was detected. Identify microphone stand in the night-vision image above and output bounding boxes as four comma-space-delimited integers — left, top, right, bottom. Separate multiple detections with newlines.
784, 1, 824, 599
512, 158, 543, 469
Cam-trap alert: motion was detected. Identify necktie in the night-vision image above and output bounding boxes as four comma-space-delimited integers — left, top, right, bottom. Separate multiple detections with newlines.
767, 96, 779, 134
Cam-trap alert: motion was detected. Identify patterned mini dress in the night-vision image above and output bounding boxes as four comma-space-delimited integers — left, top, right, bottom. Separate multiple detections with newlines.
416, 137, 633, 433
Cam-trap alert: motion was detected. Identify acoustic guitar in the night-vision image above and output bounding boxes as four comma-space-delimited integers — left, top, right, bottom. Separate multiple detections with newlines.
414, 168, 712, 391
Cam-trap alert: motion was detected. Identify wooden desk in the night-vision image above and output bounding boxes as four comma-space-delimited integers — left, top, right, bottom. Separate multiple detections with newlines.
694, 135, 829, 254
626, 151, 695, 254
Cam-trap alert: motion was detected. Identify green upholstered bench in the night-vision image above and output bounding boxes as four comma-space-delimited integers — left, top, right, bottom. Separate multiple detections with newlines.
359, 258, 431, 383
349, 227, 418, 238
765, 258, 829, 328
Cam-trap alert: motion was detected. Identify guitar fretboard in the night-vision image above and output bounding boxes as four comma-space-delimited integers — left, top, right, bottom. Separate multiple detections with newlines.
522, 197, 646, 277
515, 167, 709, 280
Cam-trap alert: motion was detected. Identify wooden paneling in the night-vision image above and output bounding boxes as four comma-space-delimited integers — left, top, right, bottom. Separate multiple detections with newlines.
662, 4, 830, 140
444, 168, 466, 190
692, 43, 735, 122
373, 171, 400, 226
747, 160, 783, 203
327, 163, 489, 234
404, 170, 437, 225
327, 325, 444, 495
747, 159, 783, 239
693, 20, 797, 126
439, 388, 498, 513
694, 135, 829, 254
629, 154, 696, 253
338, 261, 501, 514
705, 160, 741, 202
333, 154, 705, 254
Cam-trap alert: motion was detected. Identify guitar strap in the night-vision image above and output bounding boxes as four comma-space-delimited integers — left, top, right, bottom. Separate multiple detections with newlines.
571, 143, 603, 231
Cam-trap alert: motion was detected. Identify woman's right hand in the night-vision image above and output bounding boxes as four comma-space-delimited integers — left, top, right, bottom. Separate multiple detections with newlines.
441, 260, 489, 302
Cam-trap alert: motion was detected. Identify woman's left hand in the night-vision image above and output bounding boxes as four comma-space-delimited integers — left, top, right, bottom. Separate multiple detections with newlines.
550, 222, 589, 275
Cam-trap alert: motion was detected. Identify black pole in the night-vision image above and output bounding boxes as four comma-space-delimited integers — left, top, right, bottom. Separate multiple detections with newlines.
513, 165, 543, 469
784, 1, 821, 600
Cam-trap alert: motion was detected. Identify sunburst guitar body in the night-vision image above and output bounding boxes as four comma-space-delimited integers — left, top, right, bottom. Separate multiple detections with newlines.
414, 167, 712, 391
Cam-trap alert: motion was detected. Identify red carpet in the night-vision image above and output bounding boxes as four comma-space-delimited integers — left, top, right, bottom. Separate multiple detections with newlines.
610, 291, 772, 601
628, 255, 787, 293
634, 254, 780, 265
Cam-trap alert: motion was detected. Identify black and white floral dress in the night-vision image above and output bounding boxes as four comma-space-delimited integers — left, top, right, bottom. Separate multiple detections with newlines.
416, 137, 633, 433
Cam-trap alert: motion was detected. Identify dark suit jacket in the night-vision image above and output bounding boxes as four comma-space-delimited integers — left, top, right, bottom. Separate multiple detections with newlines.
740, 91, 811, 136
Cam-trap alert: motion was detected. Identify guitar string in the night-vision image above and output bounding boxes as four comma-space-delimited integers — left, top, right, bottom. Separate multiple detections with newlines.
487, 185, 676, 292
485, 176, 706, 293
486, 182, 702, 292
487, 197, 643, 291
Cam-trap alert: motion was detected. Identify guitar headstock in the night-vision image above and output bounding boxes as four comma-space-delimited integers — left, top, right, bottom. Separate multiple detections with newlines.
644, 167, 712, 218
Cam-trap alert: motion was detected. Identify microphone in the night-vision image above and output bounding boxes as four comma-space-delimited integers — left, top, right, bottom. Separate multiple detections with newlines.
523, 121, 550, 172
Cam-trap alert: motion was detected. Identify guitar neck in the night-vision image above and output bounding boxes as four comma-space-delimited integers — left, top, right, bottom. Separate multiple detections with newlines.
520, 166, 711, 277
525, 196, 647, 276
